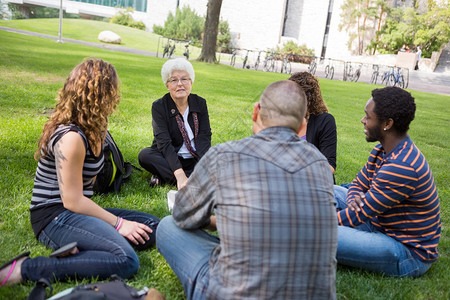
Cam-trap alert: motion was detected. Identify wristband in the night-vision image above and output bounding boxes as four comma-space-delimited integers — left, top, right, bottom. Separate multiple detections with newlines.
116, 217, 123, 231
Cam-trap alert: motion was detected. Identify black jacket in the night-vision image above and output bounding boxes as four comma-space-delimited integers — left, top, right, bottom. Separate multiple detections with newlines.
306, 112, 337, 170
151, 93, 212, 172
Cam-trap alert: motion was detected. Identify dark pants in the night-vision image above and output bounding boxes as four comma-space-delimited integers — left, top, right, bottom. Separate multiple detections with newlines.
138, 147, 197, 184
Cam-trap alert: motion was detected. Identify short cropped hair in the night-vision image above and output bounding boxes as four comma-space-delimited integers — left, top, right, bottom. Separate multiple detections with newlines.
259, 80, 307, 131
371, 86, 416, 135
161, 58, 195, 85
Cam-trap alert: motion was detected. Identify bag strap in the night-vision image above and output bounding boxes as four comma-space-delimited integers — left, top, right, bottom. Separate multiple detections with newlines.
27, 278, 52, 300
175, 112, 199, 159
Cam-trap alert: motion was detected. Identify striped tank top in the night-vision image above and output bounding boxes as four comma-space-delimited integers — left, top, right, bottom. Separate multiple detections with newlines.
30, 124, 104, 237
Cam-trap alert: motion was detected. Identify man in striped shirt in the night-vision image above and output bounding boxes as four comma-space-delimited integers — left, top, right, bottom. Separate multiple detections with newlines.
335, 86, 440, 277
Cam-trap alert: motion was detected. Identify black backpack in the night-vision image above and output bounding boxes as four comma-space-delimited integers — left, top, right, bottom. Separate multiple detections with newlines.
93, 131, 133, 194
27, 275, 164, 300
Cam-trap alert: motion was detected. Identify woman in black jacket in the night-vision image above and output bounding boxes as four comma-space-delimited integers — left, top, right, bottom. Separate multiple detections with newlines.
289, 72, 337, 175
139, 58, 211, 189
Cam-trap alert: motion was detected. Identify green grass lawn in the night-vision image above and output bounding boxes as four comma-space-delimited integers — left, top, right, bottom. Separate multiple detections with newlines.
0, 20, 449, 300
0, 18, 203, 59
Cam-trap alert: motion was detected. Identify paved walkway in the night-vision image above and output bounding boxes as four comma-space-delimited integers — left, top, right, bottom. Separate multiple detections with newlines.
2, 26, 449, 96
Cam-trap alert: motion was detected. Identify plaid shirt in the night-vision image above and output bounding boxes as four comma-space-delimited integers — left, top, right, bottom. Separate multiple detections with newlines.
173, 126, 337, 300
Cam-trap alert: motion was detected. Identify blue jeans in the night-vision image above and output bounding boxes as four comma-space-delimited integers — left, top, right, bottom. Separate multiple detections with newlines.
156, 216, 219, 300
21, 208, 159, 282
334, 185, 432, 278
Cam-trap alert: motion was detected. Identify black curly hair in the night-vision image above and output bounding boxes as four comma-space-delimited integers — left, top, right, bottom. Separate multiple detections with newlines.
371, 87, 416, 135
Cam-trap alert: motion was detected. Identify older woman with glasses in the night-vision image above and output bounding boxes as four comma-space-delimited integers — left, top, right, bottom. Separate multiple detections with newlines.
139, 58, 211, 190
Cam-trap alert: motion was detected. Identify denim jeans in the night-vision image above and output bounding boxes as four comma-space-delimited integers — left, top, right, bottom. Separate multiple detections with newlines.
21, 208, 159, 282
334, 185, 432, 277
156, 216, 219, 300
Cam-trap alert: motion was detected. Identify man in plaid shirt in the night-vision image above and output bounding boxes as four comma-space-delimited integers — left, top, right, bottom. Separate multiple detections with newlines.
157, 80, 337, 300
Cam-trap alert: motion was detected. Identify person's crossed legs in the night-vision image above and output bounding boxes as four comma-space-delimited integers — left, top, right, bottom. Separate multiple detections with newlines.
156, 216, 219, 300
334, 185, 432, 278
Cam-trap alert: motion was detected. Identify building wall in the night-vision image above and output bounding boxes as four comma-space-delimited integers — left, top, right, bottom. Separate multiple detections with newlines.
143, 0, 178, 29
283, 0, 303, 39
297, 1, 329, 56
146, 0, 286, 51
326, 0, 352, 59
220, 0, 285, 50
144, 0, 352, 58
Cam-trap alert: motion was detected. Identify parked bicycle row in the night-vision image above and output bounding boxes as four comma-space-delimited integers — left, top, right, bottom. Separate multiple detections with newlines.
226, 48, 316, 75
308, 57, 409, 88
157, 40, 410, 88
369, 64, 409, 88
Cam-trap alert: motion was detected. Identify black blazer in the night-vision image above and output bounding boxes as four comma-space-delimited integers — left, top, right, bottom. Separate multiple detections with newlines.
151, 93, 212, 172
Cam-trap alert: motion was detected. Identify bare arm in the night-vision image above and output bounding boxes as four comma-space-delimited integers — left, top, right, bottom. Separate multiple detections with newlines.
55, 132, 152, 245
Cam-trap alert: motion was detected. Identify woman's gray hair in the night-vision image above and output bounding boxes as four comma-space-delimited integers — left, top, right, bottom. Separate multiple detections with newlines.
161, 58, 195, 85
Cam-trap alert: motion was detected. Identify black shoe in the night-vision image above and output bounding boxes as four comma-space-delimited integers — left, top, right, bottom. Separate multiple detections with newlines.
149, 175, 160, 188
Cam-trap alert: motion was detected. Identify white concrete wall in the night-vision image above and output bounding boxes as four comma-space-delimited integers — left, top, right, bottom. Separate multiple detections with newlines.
220, 0, 285, 50
295, 1, 329, 57
174, 0, 286, 50
145, 0, 285, 50
283, 0, 303, 39
325, 0, 352, 59
144, 0, 178, 30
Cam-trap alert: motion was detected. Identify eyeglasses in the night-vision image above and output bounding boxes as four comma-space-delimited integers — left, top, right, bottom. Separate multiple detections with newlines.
167, 77, 191, 86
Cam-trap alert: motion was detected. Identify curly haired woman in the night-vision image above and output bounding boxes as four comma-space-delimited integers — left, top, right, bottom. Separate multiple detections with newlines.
289, 72, 337, 174
0, 58, 159, 287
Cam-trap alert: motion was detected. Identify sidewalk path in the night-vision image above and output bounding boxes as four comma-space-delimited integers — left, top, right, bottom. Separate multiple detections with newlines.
2, 26, 449, 96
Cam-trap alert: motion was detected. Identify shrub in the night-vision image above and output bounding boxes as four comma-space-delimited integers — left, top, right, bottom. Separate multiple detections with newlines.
278, 40, 315, 56
110, 8, 145, 30
153, 6, 204, 41
272, 41, 315, 63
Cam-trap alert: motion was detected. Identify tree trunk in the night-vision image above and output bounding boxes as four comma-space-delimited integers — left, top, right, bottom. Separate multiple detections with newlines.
372, 5, 384, 55
197, 0, 223, 63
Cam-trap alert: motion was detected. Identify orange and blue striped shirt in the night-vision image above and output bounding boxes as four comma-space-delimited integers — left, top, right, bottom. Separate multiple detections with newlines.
337, 136, 440, 262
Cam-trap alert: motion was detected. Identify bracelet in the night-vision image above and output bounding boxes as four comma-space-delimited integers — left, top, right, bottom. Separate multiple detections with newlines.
114, 216, 120, 229
116, 217, 123, 231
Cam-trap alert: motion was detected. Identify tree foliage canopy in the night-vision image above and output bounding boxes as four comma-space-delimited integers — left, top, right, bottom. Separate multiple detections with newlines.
340, 0, 450, 57
372, 4, 450, 57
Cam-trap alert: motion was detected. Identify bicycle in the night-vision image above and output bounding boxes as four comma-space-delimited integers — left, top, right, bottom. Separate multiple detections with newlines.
230, 48, 237, 67
388, 67, 405, 88
370, 64, 379, 84
162, 39, 171, 58
263, 51, 277, 72
168, 42, 175, 58
253, 50, 263, 70
242, 49, 251, 69
324, 59, 335, 80
307, 57, 317, 75
183, 41, 191, 60
345, 62, 362, 82
380, 66, 393, 85
280, 53, 292, 74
